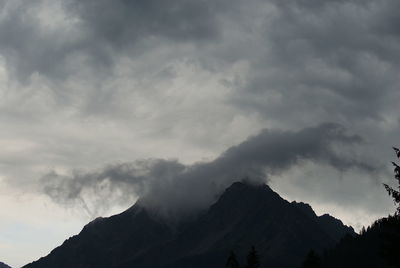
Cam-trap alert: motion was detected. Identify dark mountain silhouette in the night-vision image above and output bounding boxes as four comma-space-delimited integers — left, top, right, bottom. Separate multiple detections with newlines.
321, 215, 400, 268
23, 182, 354, 268
0, 261, 11, 268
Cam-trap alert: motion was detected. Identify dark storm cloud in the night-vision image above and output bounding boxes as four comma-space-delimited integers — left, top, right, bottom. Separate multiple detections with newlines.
235, 0, 400, 124
0, 1, 81, 81
1, 0, 398, 122
64, 0, 222, 44
0, 0, 226, 81
41, 123, 374, 220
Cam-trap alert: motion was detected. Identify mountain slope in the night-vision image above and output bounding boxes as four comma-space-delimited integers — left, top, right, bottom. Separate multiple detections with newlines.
0, 262, 11, 268
23, 182, 354, 268
23, 204, 174, 268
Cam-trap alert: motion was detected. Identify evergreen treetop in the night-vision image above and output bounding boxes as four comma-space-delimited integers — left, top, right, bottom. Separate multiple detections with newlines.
383, 147, 400, 214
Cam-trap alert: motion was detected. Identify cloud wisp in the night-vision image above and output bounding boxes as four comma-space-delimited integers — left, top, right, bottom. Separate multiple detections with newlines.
41, 123, 373, 221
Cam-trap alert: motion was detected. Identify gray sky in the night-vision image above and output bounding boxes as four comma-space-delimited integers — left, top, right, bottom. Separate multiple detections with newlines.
0, 0, 399, 266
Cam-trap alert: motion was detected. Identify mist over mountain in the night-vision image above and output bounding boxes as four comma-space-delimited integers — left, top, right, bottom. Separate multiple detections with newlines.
41, 123, 373, 221
23, 181, 354, 268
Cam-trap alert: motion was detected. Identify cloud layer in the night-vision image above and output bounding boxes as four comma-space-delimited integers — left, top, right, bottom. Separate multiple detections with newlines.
41, 123, 374, 220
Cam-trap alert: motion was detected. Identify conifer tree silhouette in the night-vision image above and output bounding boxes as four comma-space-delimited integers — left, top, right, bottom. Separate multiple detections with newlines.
301, 250, 321, 268
226, 250, 240, 268
381, 147, 400, 268
245, 246, 259, 268
383, 147, 400, 214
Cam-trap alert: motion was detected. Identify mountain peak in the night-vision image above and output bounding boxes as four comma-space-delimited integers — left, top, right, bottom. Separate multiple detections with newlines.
225, 180, 271, 192
291, 201, 317, 218
218, 181, 276, 202
23, 181, 354, 268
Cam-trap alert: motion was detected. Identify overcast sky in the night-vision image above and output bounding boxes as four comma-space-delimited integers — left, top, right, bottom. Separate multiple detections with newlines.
1, 0, 399, 266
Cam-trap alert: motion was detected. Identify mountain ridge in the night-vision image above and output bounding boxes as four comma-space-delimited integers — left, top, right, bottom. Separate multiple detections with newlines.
23, 181, 354, 268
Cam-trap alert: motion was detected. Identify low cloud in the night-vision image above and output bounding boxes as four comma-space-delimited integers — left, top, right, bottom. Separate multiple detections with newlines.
41, 123, 374, 221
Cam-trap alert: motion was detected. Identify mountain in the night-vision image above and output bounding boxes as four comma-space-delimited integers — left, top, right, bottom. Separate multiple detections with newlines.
23, 182, 354, 268
0, 262, 11, 268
